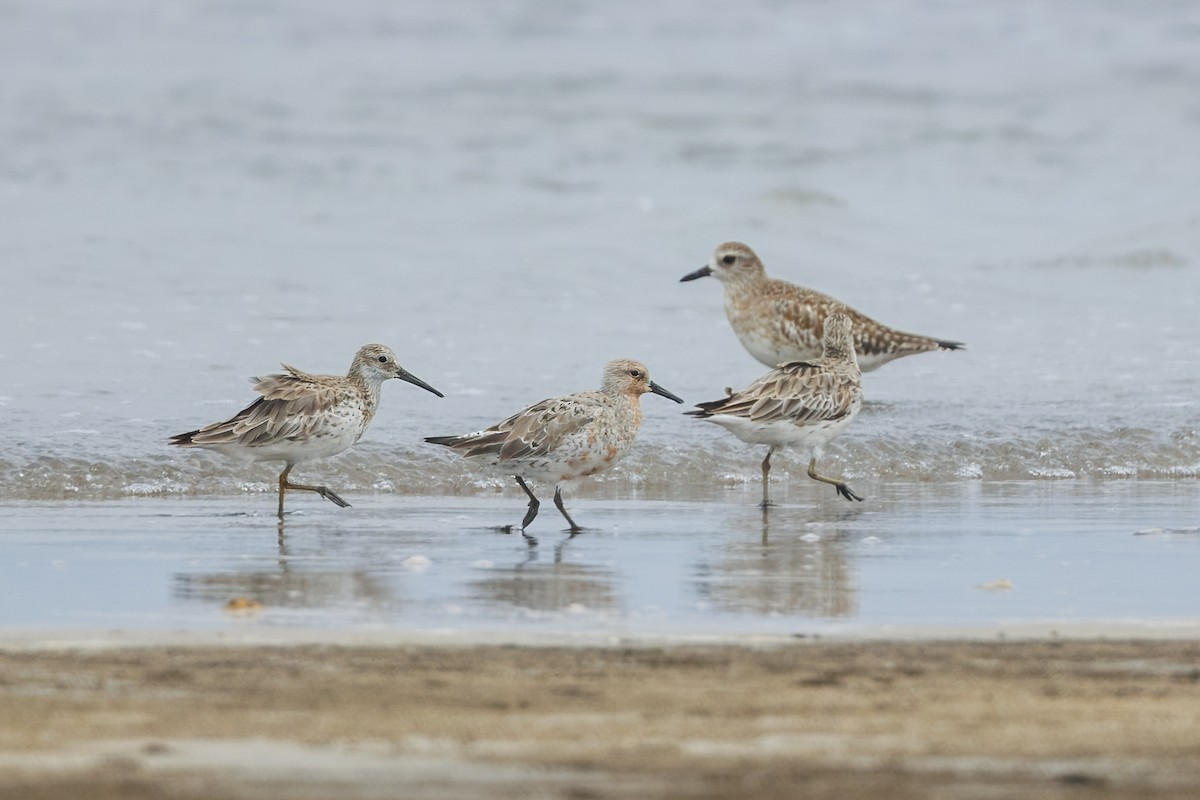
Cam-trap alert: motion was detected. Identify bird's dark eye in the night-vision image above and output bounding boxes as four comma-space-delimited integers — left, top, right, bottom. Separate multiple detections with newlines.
629, 369, 643, 379
377, 355, 389, 363
721, 255, 736, 265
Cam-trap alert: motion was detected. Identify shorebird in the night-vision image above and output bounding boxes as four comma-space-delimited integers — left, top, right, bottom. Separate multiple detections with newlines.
170, 343, 443, 519
681, 241, 964, 371
687, 313, 863, 506
426, 359, 683, 537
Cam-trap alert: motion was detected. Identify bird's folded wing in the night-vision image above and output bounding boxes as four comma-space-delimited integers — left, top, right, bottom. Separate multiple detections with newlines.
766, 294, 824, 354
707, 363, 857, 425
442, 396, 596, 461
189, 371, 341, 446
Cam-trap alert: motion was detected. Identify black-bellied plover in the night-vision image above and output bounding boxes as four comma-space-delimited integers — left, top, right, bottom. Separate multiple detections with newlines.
681, 241, 963, 371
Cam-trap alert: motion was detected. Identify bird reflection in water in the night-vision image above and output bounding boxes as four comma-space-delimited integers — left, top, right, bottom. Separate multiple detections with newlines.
470, 540, 619, 614
174, 545, 394, 613
694, 505, 859, 619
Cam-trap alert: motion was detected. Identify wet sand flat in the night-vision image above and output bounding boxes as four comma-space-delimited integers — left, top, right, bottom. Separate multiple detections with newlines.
3, 638, 1200, 799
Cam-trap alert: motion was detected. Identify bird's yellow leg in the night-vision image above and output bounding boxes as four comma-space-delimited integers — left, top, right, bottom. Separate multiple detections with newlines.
806, 456, 863, 502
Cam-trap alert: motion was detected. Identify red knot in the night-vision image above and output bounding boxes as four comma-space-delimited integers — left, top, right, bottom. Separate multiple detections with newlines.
426, 359, 683, 540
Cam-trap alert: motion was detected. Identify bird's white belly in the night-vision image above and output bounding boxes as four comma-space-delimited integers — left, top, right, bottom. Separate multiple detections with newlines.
851, 353, 892, 373
705, 414, 854, 452
237, 421, 364, 464
730, 319, 815, 368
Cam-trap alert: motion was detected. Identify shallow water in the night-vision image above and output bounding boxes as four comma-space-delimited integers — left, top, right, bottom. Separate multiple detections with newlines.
1, 0, 1199, 634
2, 483, 1198, 634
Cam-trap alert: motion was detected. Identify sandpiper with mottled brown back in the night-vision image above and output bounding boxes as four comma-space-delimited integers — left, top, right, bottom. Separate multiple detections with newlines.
687, 313, 864, 507
681, 242, 964, 371
426, 359, 683, 541
170, 344, 443, 519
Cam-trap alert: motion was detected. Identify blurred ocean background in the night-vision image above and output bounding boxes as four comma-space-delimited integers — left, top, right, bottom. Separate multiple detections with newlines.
2, 0, 1199, 501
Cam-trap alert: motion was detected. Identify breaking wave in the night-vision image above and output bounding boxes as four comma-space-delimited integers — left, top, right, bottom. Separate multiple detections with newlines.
1, 425, 1197, 502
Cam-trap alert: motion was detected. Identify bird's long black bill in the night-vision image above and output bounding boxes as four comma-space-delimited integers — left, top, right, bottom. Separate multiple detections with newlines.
679, 265, 712, 282
649, 381, 685, 404
398, 370, 445, 397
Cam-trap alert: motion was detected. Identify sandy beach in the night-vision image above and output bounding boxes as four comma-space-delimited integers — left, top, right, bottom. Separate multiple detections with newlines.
1, 633, 1199, 799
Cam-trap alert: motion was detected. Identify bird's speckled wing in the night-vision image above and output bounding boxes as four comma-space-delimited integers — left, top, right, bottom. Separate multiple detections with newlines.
428, 393, 598, 461
690, 360, 858, 426
750, 280, 961, 363
176, 366, 344, 447
760, 282, 825, 355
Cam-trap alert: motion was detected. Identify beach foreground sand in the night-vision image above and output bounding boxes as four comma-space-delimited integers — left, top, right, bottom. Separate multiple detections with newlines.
2, 636, 1200, 799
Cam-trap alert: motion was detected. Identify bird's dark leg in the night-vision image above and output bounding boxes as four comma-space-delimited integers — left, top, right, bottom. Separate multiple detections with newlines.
514, 476, 541, 543
552, 486, 582, 533
279, 464, 351, 513
760, 447, 776, 508
806, 456, 863, 502
277, 465, 290, 520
